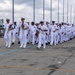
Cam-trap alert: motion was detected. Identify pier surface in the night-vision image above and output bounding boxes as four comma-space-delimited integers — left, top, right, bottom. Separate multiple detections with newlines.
0, 38, 75, 75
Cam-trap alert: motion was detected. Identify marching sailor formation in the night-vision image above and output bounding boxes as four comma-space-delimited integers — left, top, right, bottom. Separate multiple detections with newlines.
3, 18, 75, 49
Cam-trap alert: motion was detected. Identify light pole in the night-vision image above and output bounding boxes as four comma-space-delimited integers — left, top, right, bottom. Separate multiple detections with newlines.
73, 8, 75, 24
67, 0, 69, 23
58, 0, 59, 24
63, 0, 64, 22
43, 0, 45, 20
70, 5, 72, 24
50, 0, 52, 22
12, 0, 14, 23
33, 0, 35, 22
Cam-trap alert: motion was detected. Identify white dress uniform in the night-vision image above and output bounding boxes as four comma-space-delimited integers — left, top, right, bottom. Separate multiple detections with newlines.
59, 25, 63, 43
73, 25, 75, 37
45, 24, 50, 44
38, 24, 48, 48
50, 24, 57, 45
72, 25, 75, 38
64, 25, 67, 41
30, 25, 36, 45
56, 25, 60, 44
4, 23, 13, 47
67, 25, 71, 40
12, 24, 19, 43
48, 24, 52, 44
27, 24, 31, 43
19, 22, 29, 48
11, 24, 16, 43
70, 25, 72, 39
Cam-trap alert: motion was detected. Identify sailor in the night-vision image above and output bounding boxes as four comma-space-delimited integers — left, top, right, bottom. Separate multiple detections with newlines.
18, 18, 29, 48
4, 19, 14, 48
27, 22, 31, 44
67, 24, 71, 41
12, 22, 20, 44
73, 25, 75, 38
35, 23, 39, 44
11, 22, 16, 44
71, 24, 75, 38
56, 23, 60, 44
29, 22, 36, 45
59, 23, 63, 43
50, 21, 57, 45
71, 24, 74, 39
45, 22, 50, 44
64, 23, 68, 42
37, 21, 48, 49
61, 23, 66, 42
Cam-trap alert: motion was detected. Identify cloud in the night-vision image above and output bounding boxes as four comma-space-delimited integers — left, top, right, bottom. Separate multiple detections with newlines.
14, 0, 33, 5
0, 0, 4, 3
0, 0, 74, 23
14, 0, 44, 10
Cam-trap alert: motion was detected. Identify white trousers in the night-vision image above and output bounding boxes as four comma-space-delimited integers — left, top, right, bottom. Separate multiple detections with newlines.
19, 31, 28, 47
4, 31, 12, 47
12, 31, 16, 43
59, 33, 64, 43
50, 32, 57, 45
31, 32, 35, 45
38, 34, 46, 48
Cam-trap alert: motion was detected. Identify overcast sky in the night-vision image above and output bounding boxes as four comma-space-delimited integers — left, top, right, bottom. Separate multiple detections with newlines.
0, 0, 75, 23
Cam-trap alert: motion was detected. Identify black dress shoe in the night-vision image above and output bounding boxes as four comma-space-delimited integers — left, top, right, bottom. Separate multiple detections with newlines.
12, 42, 14, 45
42, 44, 43, 46
48, 42, 50, 44
70, 38, 72, 40
18, 41, 20, 44
27, 42, 29, 44
46, 43, 48, 45
36, 43, 38, 44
